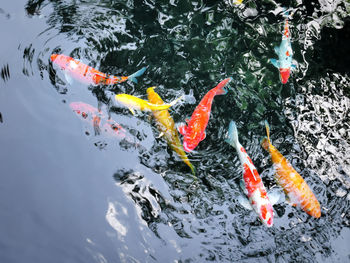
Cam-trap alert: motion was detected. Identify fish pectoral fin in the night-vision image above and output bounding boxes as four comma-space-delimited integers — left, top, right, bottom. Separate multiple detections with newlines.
237, 195, 253, 210
177, 122, 187, 136
285, 195, 298, 207
64, 72, 74, 85
274, 46, 280, 55
268, 188, 285, 205
270, 59, 280, 68
240, 179, 248, 195
128, 108, 136, 115
200, 131, 206, 141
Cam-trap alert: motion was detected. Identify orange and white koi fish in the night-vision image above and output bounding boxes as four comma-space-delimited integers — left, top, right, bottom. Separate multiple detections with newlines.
147, 87, 195, 176
178, 78, 231, 152
226, 121, 274, 227
70, 101, 132, 140
262, 121, 321, 218
51, 54, 147, 85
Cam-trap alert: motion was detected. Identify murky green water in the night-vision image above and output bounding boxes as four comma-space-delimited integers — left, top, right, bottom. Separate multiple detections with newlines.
1, 0, 350, 262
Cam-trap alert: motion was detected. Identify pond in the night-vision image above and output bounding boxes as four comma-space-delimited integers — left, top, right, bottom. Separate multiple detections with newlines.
0, 0, 350, 262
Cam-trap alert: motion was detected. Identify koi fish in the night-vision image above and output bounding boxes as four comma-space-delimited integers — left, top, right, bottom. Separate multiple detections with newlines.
50, 54, 147, 85
231, 0, 243, 5
262, 121, 321, 218
178, 78, 231, 152
147, 87, 196, 176
270, 11, 296, 84
115, 93, 183, 115
226, 121, 274, 227
70, 101, 131, 140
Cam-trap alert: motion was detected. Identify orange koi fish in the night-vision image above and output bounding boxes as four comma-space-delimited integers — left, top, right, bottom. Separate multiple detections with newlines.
262, 121, 321, 218
147, 87, 195, 176
178, 78, 231, 152
51, 54, 147, 85
70, 101, 132, 140
226, 121, 274, 227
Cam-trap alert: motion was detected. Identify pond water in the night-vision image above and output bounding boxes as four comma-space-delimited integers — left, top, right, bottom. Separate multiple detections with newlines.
1, 0, 350, 262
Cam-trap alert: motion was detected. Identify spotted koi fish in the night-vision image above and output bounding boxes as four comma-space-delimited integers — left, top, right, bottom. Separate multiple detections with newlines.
262, 121, 321, 218
226, 121, 274, 227
178, 78, 231, 152
51, 54, 147, 85
70, 101, 131, 140
147, 87, 195, 176
270, 11, 296, 84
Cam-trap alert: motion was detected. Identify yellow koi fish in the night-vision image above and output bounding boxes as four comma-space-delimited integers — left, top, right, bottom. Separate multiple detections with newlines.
115, 93, 183, 115
147, 87, 195, 176
262, 121, 321, 218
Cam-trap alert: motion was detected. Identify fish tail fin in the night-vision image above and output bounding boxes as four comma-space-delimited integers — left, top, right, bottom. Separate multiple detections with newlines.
169, 95, 184, 107
128, 66, 148, 83
261, 120, 271, 151
215, 77, 232, 95
225, 121, 239, 149
188, 162, 196, 176
265, 120, 271, 144
282, 7, 290, 18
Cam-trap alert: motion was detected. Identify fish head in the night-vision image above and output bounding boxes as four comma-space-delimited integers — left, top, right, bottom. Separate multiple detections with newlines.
279, 68, 290, 84
50, 54, 69, 68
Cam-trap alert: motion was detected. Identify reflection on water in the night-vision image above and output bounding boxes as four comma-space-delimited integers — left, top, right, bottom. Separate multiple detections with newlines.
0, 0, 349, 262
0, 63, 10, 82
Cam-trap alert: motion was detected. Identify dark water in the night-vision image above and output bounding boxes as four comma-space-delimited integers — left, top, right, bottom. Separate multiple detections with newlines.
1, 0, 350, 262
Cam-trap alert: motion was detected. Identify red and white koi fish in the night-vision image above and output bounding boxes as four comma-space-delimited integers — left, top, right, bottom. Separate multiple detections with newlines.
270, 10, 296, 84
226, 121, 274, 227
178, 78, 231, 152
70, 101, 131, 140
262, 121, 321, 218
51, 54, 147, 85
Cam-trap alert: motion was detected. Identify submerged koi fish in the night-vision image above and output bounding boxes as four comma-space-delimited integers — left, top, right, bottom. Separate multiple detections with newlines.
226, 121, 274, 227
147, 87, 195, 176
115, 93, 183, 115
232, 0, 243, 5
51, 54, 147, 85
262, 121, 321, 218
270, 11, 296, 84
178, 78, 231, 152
70, 102, 131, 140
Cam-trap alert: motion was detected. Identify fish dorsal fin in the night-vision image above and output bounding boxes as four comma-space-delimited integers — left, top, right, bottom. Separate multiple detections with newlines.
64, 72, 74, 85
128, 108, 136, 115
270, 59, 280, 68
177, 122, 187, 135
237, 194, 253, 210
274, 46, 280, 55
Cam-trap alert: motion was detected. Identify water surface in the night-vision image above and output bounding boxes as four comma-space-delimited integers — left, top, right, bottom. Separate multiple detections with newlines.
1, 0, 350, 262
